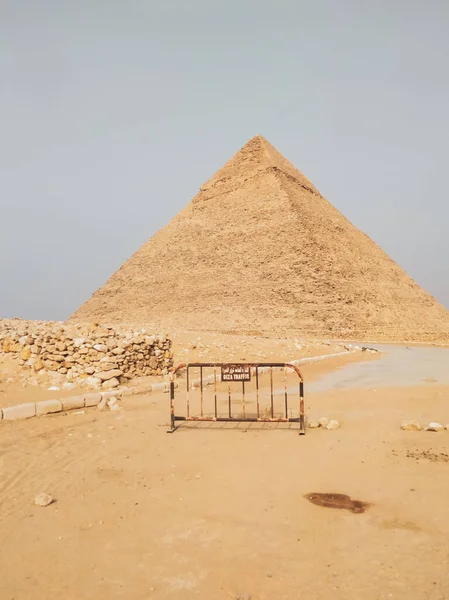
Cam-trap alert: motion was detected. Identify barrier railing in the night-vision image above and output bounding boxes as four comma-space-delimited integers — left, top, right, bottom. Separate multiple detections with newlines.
168, 362, 305, 435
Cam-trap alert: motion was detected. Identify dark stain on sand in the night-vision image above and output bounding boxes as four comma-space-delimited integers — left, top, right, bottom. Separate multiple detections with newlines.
305, 493, 370, 513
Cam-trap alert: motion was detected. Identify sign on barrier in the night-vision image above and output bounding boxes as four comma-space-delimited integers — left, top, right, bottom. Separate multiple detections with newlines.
221, 364, 251, 382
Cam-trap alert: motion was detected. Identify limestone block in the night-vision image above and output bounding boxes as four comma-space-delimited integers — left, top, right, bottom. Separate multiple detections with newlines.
84, 393, 102, 407
36, 399, 63, 416
102, 377, 120, 390
101, 389, 123, 400
151, 382, 168, 392
96, 369, 123, 381
2, 403, 36, 420
61, 396, 85, 411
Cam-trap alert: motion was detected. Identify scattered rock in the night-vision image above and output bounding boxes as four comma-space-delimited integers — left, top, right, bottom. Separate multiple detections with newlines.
34, 492, 55, 507
107, 397, 121, 411
425, 422, 444, 432
20, 347, 31, 361
96, 369, 123, 382
318, 417, 330, 428
325, 419, 340, 430
305, 492, 369, 513
97, 397, 108, 411
308, 420, 320, 429
401, 420, 422, 431
34, 358, 44, 371
93, 343, 108, 352
85, 376, 102, 388
102, 377, 120, 390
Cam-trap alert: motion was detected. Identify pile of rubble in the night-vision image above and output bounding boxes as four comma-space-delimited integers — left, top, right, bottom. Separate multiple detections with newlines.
0, 319, 173, 390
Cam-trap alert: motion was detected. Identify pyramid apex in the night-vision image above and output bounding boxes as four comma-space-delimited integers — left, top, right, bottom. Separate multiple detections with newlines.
200, 135, 320, 195
247, 134, 268, 142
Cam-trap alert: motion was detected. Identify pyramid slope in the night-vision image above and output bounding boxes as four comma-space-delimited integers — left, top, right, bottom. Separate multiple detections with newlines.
71, 137, 449, 342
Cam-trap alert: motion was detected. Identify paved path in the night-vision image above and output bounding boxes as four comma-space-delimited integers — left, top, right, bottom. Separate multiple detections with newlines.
308, 344, 449, 392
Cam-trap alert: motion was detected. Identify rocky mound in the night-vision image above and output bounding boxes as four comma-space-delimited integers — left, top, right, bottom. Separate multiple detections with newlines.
0, 319, 173, 391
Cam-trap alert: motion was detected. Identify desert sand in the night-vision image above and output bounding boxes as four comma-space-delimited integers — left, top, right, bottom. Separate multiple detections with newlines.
1, 346, 449, 600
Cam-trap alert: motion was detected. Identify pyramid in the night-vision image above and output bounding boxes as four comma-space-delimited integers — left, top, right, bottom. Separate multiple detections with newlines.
71, 136, 449, 342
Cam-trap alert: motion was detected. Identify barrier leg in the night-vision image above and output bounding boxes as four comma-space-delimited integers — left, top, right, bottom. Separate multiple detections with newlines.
167, 381, 176, 433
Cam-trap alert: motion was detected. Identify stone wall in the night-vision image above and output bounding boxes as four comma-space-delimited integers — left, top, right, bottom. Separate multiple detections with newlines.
0, 319, 173, 390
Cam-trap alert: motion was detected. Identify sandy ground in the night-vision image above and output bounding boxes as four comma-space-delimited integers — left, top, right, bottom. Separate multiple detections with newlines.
1, 351, 449, 600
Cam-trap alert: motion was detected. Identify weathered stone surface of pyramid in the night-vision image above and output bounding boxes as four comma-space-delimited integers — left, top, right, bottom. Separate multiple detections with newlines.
71, 136, 449, 341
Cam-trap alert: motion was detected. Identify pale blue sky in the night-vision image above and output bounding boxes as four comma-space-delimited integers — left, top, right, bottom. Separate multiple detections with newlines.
1, 0, 448, 320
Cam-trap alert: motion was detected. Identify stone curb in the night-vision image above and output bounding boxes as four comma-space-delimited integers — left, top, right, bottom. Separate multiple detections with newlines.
0, 389, 122, 421
0, 351, 357, 422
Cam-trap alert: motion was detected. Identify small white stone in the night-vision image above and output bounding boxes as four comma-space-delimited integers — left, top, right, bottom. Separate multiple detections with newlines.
426, 422, 444, 432
34, 492, 54, 507
93, 344, 108, 352
318, 417, 330, 428
325, 419, 340, 430
308, 420, 320, 429
48, 386, 60, 391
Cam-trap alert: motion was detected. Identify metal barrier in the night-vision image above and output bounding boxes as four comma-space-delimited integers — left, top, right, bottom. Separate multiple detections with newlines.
168, 362, 305, 435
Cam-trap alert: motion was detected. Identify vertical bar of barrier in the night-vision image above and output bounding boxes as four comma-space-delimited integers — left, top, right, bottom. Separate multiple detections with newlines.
242, 381, 246, 419
270, 367, 274, 418
284, 366, 288, 419
299, 379, 305, 434
186, 366, 190, 418
200, 366, 203, 417
255, 366, 260, 419
228, 383, 232, 419
214, 366, 218, 419
168, 380, 175, 432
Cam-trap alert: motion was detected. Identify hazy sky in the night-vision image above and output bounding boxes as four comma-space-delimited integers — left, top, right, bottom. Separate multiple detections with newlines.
1, 0, 448, 321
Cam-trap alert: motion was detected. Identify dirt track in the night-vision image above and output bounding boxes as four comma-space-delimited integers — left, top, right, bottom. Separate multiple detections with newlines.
1, 353, 449, 599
